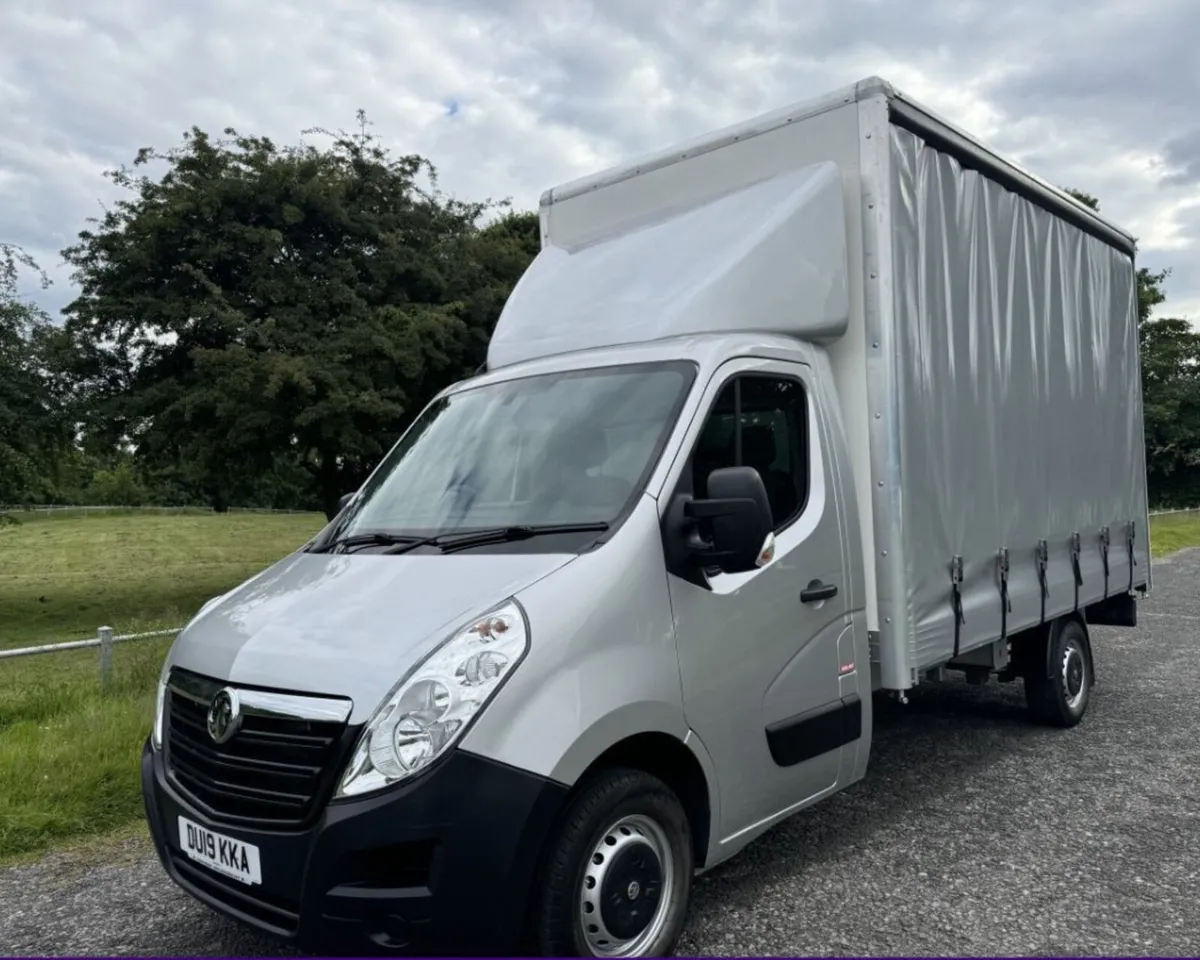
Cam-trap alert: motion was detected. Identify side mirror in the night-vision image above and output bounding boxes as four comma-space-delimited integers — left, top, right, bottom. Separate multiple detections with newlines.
337, 492, 356, 513
684, 466, 774, 574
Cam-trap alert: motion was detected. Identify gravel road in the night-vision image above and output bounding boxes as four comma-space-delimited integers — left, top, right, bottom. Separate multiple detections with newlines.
3, 549, 1198, 957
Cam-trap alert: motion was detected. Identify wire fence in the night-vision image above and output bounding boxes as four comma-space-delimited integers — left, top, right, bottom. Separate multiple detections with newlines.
0, 504, 316, 516
0, 626, 181, 691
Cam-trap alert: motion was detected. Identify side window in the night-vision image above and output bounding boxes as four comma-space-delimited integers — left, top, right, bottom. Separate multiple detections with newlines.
690, 374, 808, 531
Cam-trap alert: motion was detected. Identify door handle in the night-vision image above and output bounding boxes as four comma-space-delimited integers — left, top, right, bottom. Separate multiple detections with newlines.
800, 579, 838, 603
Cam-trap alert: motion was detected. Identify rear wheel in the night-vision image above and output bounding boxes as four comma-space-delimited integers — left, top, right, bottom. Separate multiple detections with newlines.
531, 767, 694, 957
1025, 618, 1092, 727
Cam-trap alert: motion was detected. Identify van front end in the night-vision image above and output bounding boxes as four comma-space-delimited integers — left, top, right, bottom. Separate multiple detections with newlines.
139, 660, 569, 954
138, 347, 712, 956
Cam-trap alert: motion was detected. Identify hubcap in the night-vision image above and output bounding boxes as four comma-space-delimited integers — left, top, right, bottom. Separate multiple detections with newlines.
579, 814, 674, 957
1061, 639, 1087, 710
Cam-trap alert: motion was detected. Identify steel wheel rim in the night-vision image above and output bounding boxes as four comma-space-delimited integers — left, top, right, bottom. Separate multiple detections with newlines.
1061, 638, 1087, 711
578, 813, 675, 957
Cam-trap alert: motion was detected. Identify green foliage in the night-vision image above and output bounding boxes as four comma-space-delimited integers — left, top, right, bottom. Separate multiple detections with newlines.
58, 113, 541, 518
1140, 317, 1200, 505
87, 460, 149, 507
0, 244, 72, 505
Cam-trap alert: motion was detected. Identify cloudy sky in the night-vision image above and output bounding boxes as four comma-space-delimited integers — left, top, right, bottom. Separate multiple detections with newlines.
2, 0, 1197, 322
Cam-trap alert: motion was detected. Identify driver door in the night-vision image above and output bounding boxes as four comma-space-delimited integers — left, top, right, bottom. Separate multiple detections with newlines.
662, 356, 860, 846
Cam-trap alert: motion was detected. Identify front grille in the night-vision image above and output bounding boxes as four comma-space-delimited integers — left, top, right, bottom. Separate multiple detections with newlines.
165, 668, 353, 829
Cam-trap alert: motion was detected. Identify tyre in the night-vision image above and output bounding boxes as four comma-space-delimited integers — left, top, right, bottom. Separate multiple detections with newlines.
1025, 618, 1092, 727
531, 767, 694, 957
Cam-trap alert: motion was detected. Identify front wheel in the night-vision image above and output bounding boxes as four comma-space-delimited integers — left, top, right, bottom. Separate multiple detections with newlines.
1025, 618, 1092, 727
531, 767, 694, 957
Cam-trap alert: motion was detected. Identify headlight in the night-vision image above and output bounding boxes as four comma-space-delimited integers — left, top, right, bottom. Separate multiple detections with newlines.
335, 598, 530, 798
152, 661, 169, 749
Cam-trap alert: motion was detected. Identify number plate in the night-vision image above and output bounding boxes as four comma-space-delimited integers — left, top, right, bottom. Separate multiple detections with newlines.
177, 815, 262, 886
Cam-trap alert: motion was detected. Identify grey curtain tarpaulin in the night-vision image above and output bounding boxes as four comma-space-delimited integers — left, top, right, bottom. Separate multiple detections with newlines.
887, 123, 1151, 673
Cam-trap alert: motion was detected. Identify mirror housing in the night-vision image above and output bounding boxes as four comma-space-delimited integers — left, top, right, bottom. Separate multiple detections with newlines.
684, 466, 774, 574
337, 492, 356, 513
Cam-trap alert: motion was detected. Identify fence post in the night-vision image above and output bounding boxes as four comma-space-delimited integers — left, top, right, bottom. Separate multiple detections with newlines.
98, 625, 114, 692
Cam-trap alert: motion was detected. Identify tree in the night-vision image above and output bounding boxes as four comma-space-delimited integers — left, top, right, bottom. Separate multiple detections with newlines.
453, 209, 541, 370
0, 244, 71, 504
1065, 187, 1200, 505
1138, 317, 1200, 505
60, 113, 540, 518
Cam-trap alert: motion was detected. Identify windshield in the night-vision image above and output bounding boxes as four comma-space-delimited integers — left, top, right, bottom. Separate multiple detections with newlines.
326, 360, 696, 545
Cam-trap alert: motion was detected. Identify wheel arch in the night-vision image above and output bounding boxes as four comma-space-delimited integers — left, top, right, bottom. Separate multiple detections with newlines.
547, 710, 720, 870
574, 731, 716, 868
1010, 611, 1092, 681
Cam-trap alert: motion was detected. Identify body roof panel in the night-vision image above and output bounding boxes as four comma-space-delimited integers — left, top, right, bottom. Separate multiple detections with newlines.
538, 80, 861, 209
538, 75, 1134, 256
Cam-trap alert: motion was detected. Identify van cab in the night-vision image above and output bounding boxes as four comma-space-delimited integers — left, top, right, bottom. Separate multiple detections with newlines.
142, 331, 866, 956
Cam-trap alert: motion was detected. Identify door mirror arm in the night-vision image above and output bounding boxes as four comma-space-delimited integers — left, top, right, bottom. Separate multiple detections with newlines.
684, 497, 759, 520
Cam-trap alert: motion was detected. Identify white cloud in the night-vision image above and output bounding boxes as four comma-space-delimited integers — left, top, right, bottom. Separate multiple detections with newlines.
1, 0, 1196, 322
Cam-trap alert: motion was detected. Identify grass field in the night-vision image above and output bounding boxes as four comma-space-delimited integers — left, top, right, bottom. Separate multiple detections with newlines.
1148, 510, 1200, 559
0, 508, 1196, 864
0, 510, 326, 863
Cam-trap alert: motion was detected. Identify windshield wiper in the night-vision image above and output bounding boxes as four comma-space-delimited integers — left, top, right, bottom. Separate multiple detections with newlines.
310, 532, 428, 554
386, 522, 611, 556
312, 523, 611, 556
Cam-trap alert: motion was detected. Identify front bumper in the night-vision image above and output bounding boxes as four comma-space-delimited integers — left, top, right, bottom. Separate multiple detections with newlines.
141, 738, 569, 955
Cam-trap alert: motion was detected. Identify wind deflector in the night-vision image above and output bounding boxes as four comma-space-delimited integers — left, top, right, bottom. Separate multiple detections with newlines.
486, 161, 850, 370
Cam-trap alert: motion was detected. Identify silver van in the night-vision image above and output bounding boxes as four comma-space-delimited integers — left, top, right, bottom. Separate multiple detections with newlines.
141, 77, 1151, 957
